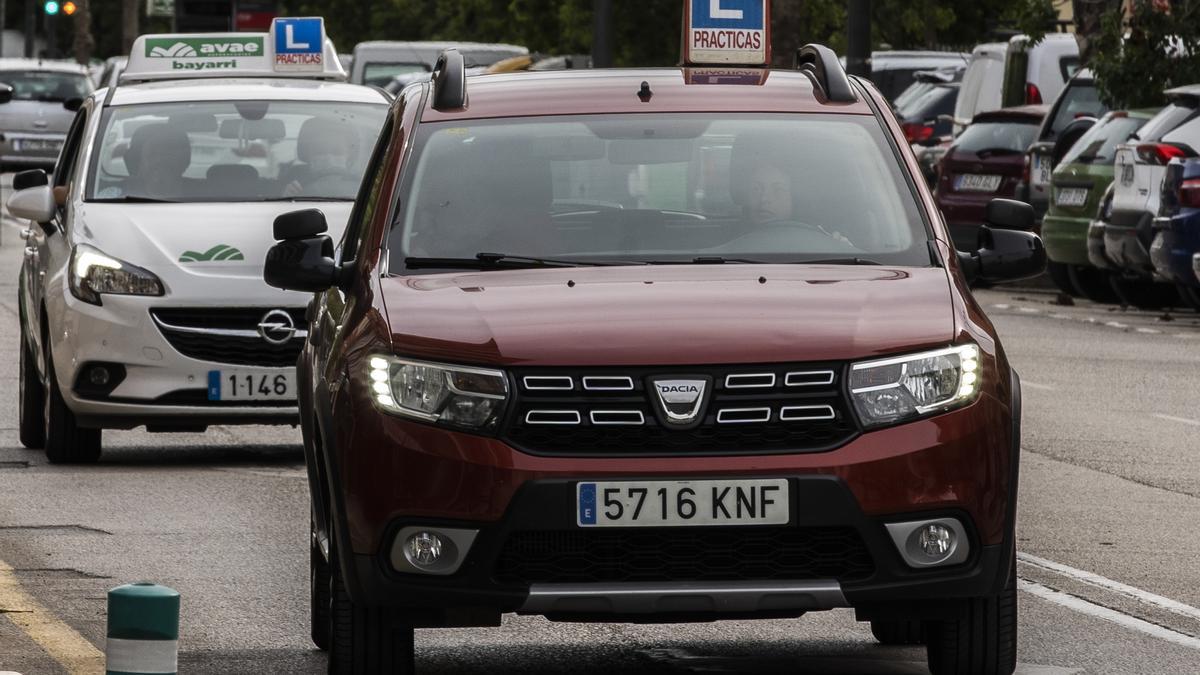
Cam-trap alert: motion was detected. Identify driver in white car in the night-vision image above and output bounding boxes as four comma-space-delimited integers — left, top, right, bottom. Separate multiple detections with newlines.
282, 115, 360, 198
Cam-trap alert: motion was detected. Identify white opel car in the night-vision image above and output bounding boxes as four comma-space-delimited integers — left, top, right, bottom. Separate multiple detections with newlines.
12, 19, 389, 462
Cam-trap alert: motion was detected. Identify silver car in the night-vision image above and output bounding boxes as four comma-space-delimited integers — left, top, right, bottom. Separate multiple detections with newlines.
0, 59, 94, 170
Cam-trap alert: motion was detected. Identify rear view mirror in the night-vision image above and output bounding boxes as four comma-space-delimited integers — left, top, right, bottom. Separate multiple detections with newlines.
1052, 117, 1097, 165
273, 208, 328, 241
0, 83, 12, 104
264, 209, 339, 293
13, 168, 49, 190
958, 225, 1047, 285
7, 185, 56, 224
984, 198, 1035, 231
63, 97, 83, 112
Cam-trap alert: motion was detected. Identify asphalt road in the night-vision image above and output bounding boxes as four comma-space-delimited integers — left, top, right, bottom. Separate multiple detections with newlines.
1, 217, 1199, 674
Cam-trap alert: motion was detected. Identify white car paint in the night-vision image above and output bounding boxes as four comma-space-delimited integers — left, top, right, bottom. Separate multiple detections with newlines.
952, 42, 1007, 135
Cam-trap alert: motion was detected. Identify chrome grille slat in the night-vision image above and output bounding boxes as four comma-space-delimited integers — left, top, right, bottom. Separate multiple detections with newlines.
785, 370, 836, 387
582, 376, 634, 391
724, 373, 776, 389
523, 376, 574, 391
525, 410, 582, 425
780, 405, 836, 421
716, 407, 773, 424
589, 410, 645, 426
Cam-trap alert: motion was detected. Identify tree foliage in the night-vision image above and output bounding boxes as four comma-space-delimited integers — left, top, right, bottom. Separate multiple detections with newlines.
1091, 0, 1200, 108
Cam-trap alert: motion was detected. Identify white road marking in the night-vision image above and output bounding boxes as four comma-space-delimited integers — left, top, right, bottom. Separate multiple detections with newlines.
1151, 413, 1200, 428
1136, 327, 1161, 334
1105, 321, 1127, 328
1019, 552, 1200, 623
1022, 381, 1055, 391
1019, 579, 1200, 651
1018, 306, 1041, 313
992, 303, 1011, 310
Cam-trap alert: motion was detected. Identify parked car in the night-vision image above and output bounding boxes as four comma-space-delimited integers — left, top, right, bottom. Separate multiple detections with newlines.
0, 58, 93, 170
1000, 33, 1080, 108
867, 50, 968, 101
936, 105, 1047, 250
952, 42, 1008, 135
1021, 69, 1108, 224
1105, 86, 1200, 308
1041, 109, 1155, 301
1151, 158, 1200, 309
349, 41, 527, 87
895, 69, 961, 146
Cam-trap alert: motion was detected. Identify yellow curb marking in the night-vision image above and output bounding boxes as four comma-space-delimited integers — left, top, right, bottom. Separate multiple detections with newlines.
0, 558, 103, 674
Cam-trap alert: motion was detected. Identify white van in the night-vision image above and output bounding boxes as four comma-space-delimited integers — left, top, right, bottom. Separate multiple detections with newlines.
1001, 33, 1080, 107
952, 42, 1008, 135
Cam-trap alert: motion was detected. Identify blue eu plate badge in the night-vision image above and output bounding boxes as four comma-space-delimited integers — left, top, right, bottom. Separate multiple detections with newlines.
577, 483, 598, 526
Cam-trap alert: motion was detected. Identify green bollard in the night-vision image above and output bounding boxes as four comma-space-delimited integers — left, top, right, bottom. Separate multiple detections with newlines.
106, 583, 180, 675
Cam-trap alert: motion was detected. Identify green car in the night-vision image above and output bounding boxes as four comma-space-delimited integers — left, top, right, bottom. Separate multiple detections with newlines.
1042, 109, 1157, 302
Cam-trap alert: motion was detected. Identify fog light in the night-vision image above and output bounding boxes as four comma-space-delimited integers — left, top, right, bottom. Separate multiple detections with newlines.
406, 531, 443, 567
918, 524, 954, 558
89, 366, 110, 386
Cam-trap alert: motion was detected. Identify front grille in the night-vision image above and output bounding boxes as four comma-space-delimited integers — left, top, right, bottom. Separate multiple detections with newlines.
493, 527, 875, 585
503, 363, 858, 456
150, 308, 306, 367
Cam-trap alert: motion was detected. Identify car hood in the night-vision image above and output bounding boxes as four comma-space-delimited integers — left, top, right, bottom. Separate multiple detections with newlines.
72, 201, 353, 302
381, 265, 956, 366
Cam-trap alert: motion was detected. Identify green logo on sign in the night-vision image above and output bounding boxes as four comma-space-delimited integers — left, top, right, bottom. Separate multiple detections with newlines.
179, 245, 245, 263
145, 37, 263, 58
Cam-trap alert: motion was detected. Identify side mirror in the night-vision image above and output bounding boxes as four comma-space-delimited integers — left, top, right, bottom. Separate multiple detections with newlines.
7, 185, 56, 224
1051, 116, 1097, 165
958, 225, 1047, 284
984, 198, 1035, 231
264, 209, 338, 292
13, 168, 49, 191
273, 208, 328, 241
63, 97, 83, 112
0, 83, 12, 104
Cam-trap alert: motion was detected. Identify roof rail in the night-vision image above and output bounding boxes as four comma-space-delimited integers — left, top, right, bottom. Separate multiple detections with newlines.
795, 44, 856, 103
431, 49, 466, 110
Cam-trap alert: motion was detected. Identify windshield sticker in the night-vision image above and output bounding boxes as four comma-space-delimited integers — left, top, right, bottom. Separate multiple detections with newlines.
145, 37, 264, 58
179, 245, 245, 263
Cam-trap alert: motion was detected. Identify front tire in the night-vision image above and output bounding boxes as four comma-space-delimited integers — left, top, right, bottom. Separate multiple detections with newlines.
42, 345, 101, 464
870, 618, 925, 645
1068, 266, 1119, 304
311, 519, 331, 651
19, 331, 46, 449
1177, 284, 1200, 311
328, 538, 415, 674
925, 555, 1017, 675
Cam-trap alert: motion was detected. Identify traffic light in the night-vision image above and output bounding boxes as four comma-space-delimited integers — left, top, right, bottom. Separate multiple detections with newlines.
62, 1, 76, 14
43, 0, 59, 15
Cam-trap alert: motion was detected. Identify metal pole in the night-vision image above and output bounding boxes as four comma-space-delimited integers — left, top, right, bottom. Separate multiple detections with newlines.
0, 0, 8, 58
592, 0, 613, 68
846, 0, 871, 78
24, 0, 35, 57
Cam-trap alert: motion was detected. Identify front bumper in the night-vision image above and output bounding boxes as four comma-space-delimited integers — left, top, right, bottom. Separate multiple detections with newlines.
50, 292, 299, 429
324, 387, 1016, 623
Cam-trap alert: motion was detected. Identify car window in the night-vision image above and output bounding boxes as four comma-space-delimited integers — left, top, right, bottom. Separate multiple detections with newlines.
954, 119, 1040, 153
1060, 56, 1080, 80
362, 62, 428, 89
0, 70, 91, 102
388, 113, 931, 270
1059, 114, 1147, 165
896, 85, 956, 122
339, 108, 396, 263
893, 80, 932, 110
1133, 102, 1199, 142
85, 99, 387, 203
1045, 82, 1104, 140
54, 106, 89, 197
1161, 114, 1200, 152
956, 55, 1003, 122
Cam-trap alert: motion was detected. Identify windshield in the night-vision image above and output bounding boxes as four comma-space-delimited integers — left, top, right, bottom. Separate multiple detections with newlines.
0, 70, 91, 102
1059, 113, 1146, 165
955, 119, 1039, 154
1045, 82, 1104, 140
896, 85, 957, 122
86, 100, 387, 203
388, 114, 930, 271
362, 62, 428, 88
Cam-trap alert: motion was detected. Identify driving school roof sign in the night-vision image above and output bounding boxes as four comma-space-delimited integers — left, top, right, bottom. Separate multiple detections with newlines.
684, 0, 770, 66
123, 16, 345, 82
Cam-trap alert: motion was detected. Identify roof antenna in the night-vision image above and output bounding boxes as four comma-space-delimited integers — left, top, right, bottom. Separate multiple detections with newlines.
637, 81, 652, 103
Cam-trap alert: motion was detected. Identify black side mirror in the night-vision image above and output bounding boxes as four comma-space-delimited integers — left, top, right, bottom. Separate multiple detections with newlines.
63, 97, 83, 112
984, 198, 1035, 231
265, 209, 338, 292
0, 83, 12, 104
13, 168, 49, 191
1051, 116, 1097, 165
958, 225, 1047, 284
273, 208, 328, 241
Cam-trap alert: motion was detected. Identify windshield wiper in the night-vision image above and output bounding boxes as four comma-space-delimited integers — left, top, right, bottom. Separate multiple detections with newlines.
259, 196, 353, 202
404, 252, 623, 270
89, 195, 180, 203
793, 257, 884, 265
643, 256, 769, 264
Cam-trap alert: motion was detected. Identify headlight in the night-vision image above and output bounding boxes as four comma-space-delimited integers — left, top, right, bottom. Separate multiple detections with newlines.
368, 355, 508, 430
849, 344, 980, 428
69, 244, 164, 305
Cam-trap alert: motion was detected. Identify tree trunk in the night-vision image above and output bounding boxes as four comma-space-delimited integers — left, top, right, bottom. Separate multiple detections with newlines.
72, 0, 94, 64
122, 0, 138, 54
770, 0, 804, 67
1073, 0, 1123, 64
